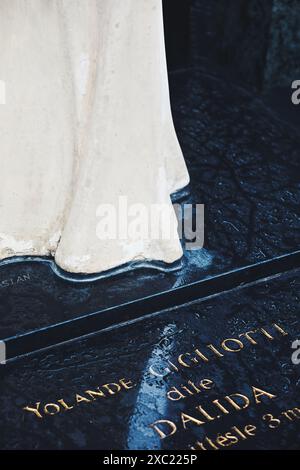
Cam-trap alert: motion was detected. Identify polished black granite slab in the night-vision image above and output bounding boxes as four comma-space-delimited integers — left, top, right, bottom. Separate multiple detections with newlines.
0, 269, 299, 450
0, 65, 299, 354
189, 0, 300, 93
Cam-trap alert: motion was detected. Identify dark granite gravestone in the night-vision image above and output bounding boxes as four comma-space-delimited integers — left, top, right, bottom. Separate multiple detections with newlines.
0, 269, 299, 450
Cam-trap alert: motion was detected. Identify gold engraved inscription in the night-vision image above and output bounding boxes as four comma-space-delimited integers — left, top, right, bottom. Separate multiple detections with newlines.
149, 384, 276, 439
23, 378, 135, 419
149, 323, 288, 378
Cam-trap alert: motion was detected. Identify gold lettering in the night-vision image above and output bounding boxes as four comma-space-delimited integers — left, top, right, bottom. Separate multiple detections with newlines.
167, 387, 186, 401
221, 338, 244, 352
225, 432, 239, 445
273, 323, 288, 336
231, 425, 246, 440
282, 409, 300, 421
205, 438, 219, 450
76, 394, 91, 404
57, 399, 74, 411
216, 434, 230, 447
262, 413, 281, 429
167, 361, 179, 372
190, 441, 207, 450
206, 344, 224, 357
194, 349, 209, 362
44, 403, 60, 415
244, 424, 256, 436
85, 388, 105, 400
260, 328, 274, 340
187, 381, 201, 393
252, 386, 276, 404
181, 386, 194, 396
149, 365, 171, 377
22, 376, 136, 419
119, 378, 135, 390
225, 393, 250, 410
149, 420, 177, 439
178, 353, 198, 368
199, 379, 214, 390
239, 330, 258, 345
102, 383, 121, 395
212, 399, 229, 414
23, 402, 43, 419
181, 412, 205, 429
195, 405, 215, 422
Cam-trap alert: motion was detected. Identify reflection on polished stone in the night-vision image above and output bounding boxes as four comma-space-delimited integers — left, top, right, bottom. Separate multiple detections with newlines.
0, 269, 299, 449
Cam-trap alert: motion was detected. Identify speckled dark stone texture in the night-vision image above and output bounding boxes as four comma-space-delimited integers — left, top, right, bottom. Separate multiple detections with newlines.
183, 0, 300, 91
264, 0, 300, 88
190, 0, 273, 91
0, 269, 299, 450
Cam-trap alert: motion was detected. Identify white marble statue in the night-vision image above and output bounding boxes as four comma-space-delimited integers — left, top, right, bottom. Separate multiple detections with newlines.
0, 0, 189, 274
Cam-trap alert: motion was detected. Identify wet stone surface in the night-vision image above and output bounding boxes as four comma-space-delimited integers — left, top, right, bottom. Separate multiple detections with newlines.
0, 269, 299, 450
